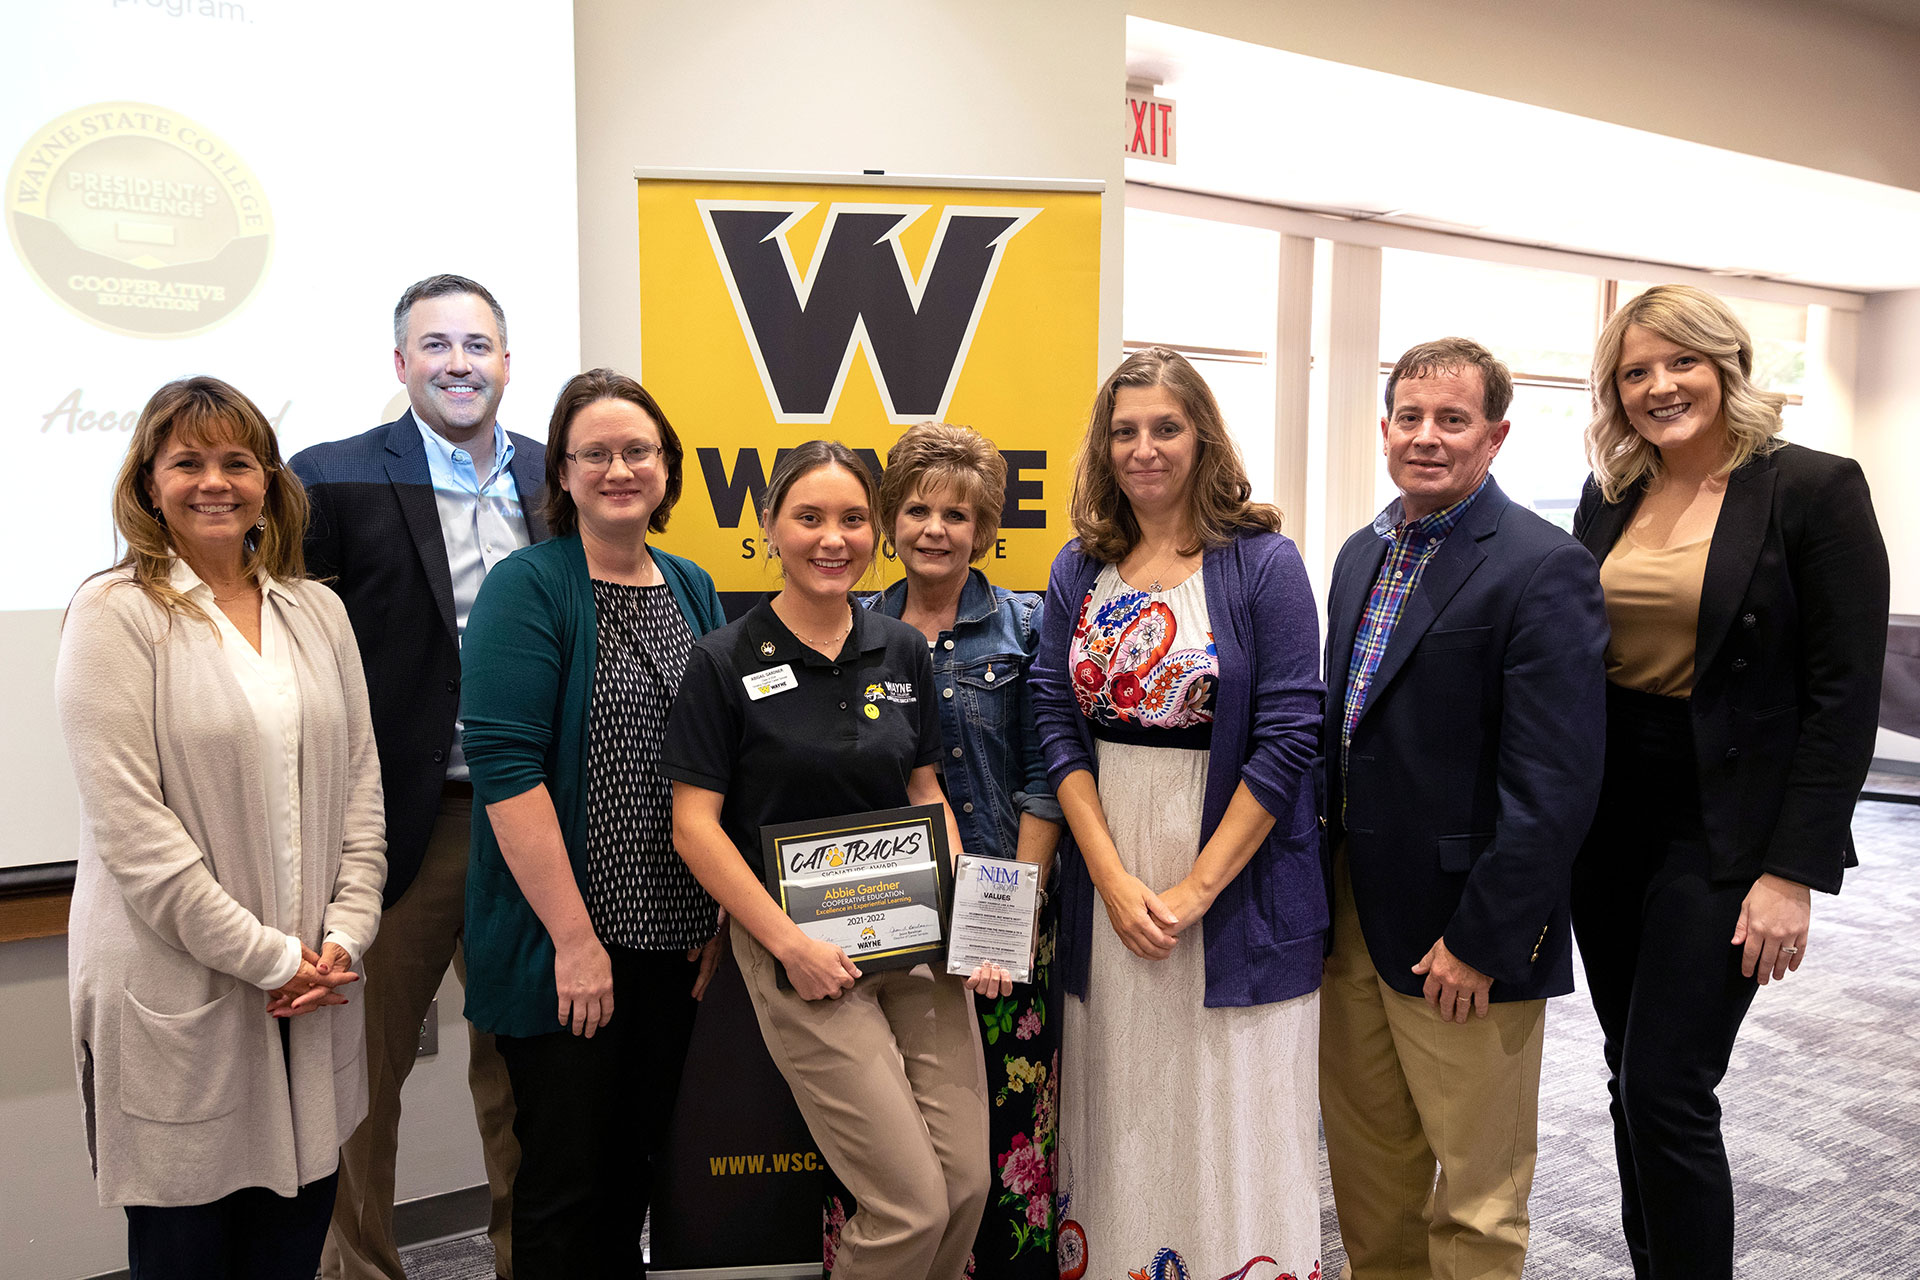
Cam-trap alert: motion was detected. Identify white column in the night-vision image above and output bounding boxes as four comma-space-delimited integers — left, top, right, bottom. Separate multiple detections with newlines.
1272, 233, 1314, 540
1798, 304, 1857, 458
1321, 242, 1384, 583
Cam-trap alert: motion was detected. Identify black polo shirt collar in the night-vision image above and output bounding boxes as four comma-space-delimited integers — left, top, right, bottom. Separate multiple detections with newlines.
742, 593, 887, 668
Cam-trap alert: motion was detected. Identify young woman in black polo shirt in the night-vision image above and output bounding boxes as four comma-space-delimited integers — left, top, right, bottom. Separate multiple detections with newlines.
661, 441, 1009, 1280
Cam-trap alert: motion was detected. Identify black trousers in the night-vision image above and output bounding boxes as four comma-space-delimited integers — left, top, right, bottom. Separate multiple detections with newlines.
125, 1013, 340, 1280
1571, 684, 1761, 1280
126, 1172, 339, 1280
495, 944, 702, 1280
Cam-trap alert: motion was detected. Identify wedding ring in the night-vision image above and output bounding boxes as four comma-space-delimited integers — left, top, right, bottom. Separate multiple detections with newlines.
1779, 945, 1800, 955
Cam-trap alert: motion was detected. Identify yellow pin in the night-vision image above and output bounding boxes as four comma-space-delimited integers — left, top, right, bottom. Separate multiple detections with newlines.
863, 704, 880, 720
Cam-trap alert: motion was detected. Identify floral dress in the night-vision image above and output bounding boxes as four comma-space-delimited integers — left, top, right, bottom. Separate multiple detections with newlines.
968, 894, 1061, 1276
1055, 567, 1322, 1280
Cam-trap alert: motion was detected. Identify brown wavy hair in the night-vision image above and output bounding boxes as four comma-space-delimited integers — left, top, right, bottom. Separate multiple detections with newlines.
877, 422, 1006, 562
1069, 346, 1282, 563
97, 376, 307, 628
542, 368, 685, 538
1586, 284, 1786, 502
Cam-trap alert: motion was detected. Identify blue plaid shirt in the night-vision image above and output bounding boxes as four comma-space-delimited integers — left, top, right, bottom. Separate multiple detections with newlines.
1341, 480, 1487, 780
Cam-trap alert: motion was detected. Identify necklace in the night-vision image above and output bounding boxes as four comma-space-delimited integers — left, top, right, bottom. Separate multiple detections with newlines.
781, 604, 853, 651
1133, 544, 1187, 593
207, 578, 259, 604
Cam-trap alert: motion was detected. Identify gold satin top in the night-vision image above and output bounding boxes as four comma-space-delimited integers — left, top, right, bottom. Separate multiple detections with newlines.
1600, 530, 1712, 697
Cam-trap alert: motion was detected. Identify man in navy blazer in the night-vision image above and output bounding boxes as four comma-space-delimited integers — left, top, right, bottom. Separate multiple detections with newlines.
291, 275, 547, 1280
1319, 338, 1607, 1280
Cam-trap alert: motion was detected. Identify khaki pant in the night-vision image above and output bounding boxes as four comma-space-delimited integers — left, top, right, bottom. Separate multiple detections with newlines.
1320, 853, 1545, 1280
324, 794, 520, 1280
732, 919, 989, 1280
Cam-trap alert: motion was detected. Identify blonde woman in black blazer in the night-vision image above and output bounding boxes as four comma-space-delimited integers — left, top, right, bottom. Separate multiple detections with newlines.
1571, 284, 1888, 1280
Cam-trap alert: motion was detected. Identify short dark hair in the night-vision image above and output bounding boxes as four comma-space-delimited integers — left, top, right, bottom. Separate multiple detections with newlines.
393, 274, 507, 349
1384, 337, 1513, 421
542, 369, 684, 538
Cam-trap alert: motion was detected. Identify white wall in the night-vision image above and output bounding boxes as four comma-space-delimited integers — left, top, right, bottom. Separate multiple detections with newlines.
1855, 288, 1920, 615
573, 0, 1127, 380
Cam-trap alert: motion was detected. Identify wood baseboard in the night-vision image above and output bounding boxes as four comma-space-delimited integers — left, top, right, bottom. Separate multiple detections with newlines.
0, 890, 68, 942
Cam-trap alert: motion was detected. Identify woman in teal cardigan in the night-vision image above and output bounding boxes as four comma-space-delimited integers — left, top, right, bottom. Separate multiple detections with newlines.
460, 369, 726, 1279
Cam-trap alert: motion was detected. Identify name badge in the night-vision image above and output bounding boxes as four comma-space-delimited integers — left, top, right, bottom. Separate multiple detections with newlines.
743, 664, 798, 700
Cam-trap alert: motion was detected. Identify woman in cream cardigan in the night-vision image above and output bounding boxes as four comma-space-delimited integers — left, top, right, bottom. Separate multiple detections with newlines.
57, 377, 386, 1280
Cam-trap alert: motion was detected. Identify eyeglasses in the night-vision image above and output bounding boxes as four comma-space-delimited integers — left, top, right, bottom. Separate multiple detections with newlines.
566, 443, 664, 470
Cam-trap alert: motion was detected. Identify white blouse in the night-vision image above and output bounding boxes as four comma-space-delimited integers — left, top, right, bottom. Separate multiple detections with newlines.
170, 560, 360, 989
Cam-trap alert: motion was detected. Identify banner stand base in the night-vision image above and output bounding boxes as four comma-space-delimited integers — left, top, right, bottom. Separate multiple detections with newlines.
651, 1267, 822, 1280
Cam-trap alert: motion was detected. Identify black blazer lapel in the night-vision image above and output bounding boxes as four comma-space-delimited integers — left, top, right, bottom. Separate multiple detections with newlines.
1696, 454, 1778, 677
1358, 483, 1502, 720
1578, 484, 1640, 565
508, 438, 549, 544
383, 414, 459, 642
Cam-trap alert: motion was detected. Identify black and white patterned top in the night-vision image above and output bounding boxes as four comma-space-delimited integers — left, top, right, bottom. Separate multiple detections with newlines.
585, 579, 715, 950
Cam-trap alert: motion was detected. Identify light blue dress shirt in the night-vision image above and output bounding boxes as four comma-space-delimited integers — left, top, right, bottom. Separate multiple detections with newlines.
415, 416, 531, 780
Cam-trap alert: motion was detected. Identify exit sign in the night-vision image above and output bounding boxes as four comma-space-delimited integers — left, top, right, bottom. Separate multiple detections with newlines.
1125, 90, 1176, 164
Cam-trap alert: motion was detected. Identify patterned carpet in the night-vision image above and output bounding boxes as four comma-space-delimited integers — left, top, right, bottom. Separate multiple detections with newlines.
406, 795, 1920, 1279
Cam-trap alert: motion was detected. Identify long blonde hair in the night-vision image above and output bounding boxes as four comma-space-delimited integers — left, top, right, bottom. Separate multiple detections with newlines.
102, 376, 308, 626
1069, 347, 1281, 563
1586, 285, 1785, 502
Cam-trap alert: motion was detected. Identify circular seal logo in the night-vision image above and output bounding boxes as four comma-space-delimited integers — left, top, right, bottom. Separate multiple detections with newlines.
7, 102, 272, 338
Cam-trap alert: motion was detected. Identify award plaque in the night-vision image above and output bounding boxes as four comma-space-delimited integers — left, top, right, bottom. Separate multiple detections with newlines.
945, 856, 1041, 984
760, 804, 953, 983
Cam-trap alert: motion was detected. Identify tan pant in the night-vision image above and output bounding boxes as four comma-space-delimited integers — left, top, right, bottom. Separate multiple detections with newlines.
732, 919, 990, 1280
324, 794, 520, 1280
1320, 854, 1545, 1280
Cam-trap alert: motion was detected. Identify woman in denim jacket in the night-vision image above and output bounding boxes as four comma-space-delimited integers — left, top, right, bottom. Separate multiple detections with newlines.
854, 421, 1065, 1278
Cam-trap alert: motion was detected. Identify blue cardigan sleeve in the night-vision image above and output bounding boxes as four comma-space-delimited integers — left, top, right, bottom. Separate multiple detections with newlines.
1031, 542, 1096, 790
1011, 593, 1065, 826
1234, 534, 1324, 826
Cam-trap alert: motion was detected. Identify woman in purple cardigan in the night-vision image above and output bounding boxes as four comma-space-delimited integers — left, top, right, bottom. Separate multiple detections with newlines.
1031, 348, 1327, 1280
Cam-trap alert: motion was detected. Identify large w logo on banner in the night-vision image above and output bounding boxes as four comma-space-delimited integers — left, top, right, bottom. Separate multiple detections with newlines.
698, 201, 1039, 424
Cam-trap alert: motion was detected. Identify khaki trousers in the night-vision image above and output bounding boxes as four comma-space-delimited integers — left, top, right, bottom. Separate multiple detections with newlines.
732, 920, 990, 1280
324, 794, 520, 1280
1320, 853, 1545, 1280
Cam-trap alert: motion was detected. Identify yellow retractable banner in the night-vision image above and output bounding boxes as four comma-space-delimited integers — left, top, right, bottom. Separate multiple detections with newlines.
635, 171, 1102, 597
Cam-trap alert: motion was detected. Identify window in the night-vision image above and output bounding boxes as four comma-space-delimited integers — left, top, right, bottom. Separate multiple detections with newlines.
1124, 208, 1281, 503
1377, 251, 1604, 523
1120, 191, 1831, 558
1617, 281, 1807, 397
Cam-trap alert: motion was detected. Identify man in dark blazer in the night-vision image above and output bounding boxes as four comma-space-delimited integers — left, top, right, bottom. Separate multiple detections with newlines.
291, 275, 547, 1280
1319, 338, 1608, 1280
